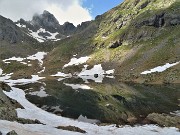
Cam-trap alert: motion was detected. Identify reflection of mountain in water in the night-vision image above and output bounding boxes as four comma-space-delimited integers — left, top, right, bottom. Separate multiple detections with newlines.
16, 78, 180, 125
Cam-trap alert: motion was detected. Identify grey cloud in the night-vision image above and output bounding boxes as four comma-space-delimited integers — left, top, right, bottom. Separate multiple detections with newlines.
0, 0, 82, 21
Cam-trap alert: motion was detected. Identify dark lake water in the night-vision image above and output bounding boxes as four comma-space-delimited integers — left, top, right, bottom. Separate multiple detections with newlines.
15, 77, 180, 125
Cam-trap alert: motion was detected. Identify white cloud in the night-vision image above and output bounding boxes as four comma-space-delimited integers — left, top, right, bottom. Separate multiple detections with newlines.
0, 0, 92, 26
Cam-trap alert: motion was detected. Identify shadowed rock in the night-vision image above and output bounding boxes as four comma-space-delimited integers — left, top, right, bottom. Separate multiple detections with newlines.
6, 130, 18, 135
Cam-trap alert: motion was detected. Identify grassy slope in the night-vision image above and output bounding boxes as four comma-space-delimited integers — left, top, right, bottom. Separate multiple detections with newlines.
43, 0, 180, 84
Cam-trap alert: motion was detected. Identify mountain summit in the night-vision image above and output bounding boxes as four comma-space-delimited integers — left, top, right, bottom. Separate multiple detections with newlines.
31, 10, 60, 32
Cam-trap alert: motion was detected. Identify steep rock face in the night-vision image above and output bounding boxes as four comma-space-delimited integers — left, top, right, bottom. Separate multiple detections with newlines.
0, 82, 17, 121
16, 10, 80, 42
0, 16, 22, 43
31, 10, 61, 33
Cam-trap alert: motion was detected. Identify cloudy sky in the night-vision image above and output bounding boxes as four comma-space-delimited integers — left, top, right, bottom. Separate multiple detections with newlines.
0, 0, 123, 26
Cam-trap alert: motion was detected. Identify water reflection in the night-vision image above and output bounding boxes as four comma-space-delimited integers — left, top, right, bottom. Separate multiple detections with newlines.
15, 78, 180, 125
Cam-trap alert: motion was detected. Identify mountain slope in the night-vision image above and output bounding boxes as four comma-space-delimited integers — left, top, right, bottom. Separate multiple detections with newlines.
44, 0, 180, 84
16, 10, 92, 43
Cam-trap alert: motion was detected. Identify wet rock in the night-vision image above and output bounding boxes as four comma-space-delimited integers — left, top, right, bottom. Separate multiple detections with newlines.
94, 74, 99, 78
56, 126, 86, 133
147, 113, 180, 128
0, 131, 2, 135
6, 130, 18, 135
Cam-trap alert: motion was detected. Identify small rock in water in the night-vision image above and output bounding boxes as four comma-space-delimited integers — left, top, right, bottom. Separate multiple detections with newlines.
94, 74, 98, 78
0, 131, 2, 135
6, 130, 18, 135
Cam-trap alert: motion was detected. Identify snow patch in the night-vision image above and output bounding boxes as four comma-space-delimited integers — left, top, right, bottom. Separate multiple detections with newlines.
0, 68, 3, 75
16, 23, 26, 28
141, 62, 179, 75
2, 52, 47, 66
63, 56, 91, 68
27, 52, 47, 66
78, 115, 100, 124
28, 28, 60, 42
3, 75, 45, 86
0, 73, 13, 82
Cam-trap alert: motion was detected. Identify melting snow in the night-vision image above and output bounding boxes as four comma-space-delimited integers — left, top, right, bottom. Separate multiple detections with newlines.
2, 52, 47, 66
3, 57, 24, 63
141, 62, 179, 75
28, 28, 60, 42
2, 87, 179, 135
27, 52, 47, 66
16, 23, 26, 28
0, 68, 3, 75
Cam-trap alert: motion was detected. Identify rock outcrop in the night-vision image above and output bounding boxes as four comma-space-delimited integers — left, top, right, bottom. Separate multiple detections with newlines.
147, 113, 180, 128
0, 16, 22, 43
0, 82, 17, 121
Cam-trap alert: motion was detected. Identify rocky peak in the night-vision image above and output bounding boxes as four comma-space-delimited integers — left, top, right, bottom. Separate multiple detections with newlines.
62, 22, 76, 34
31, 10, 60, 32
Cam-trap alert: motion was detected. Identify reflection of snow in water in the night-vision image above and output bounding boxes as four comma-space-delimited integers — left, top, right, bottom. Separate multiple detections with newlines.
141, 62, 179, 74
51, 72, 72, 78
78, 64, 115, 83
64, 83, 92, 90
2, 75, 45, 86
28, 86, 49, 97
